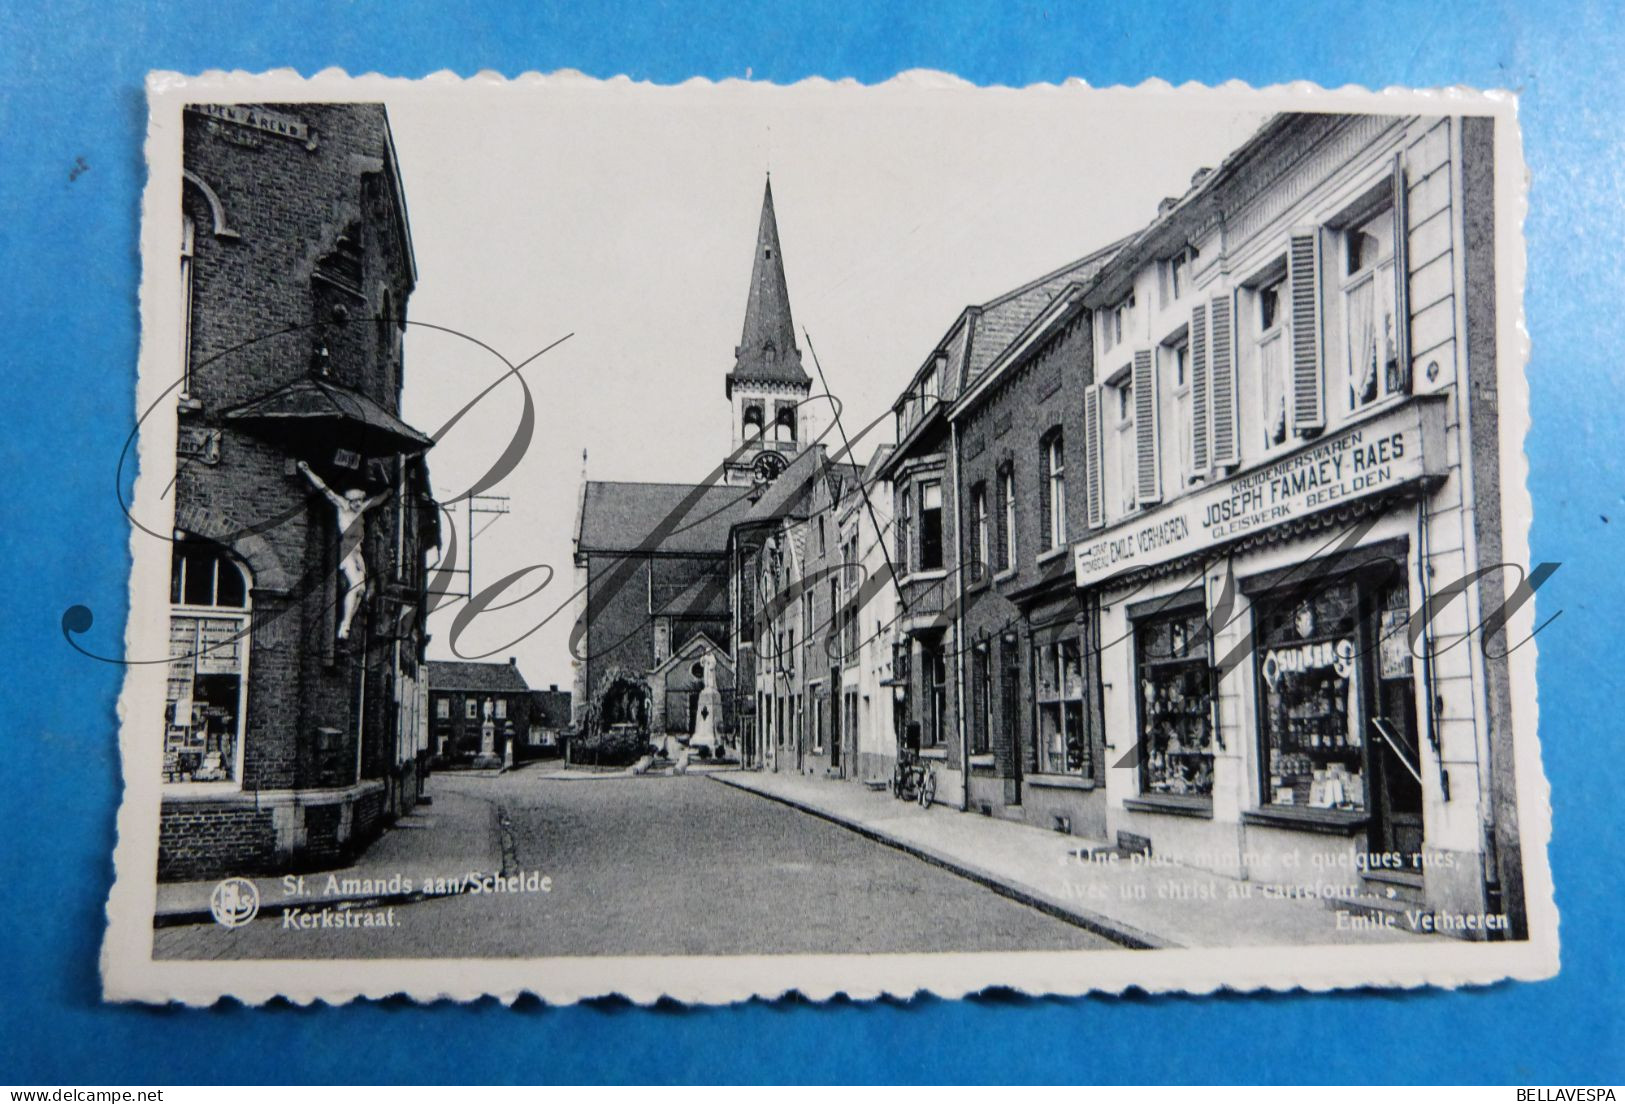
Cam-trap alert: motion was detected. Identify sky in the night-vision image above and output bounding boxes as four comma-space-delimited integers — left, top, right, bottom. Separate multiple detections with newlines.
385, 78, 1270, 688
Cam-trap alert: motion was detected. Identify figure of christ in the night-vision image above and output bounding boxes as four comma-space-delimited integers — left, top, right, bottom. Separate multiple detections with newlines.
298, 460, 392, 641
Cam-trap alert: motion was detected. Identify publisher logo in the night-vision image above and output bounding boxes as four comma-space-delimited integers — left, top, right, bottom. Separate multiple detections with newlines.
209, 877, 260, 928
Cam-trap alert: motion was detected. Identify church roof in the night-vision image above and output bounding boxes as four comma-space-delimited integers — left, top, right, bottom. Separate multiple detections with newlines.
577, 480, 754, 555
726, 178, 811, 395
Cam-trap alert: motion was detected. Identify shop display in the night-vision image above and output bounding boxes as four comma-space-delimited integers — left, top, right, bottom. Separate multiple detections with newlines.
1257, 582, 1365, 812
163, 614, 244, 783
1037, 636, 1088, 775
1136, 610, 1214, 797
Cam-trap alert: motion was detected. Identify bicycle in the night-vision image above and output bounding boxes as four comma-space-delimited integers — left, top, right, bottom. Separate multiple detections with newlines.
890, 748, 937, 807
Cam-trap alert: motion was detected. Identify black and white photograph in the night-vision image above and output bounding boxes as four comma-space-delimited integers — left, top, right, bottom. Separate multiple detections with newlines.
101, 72, 1553, 1005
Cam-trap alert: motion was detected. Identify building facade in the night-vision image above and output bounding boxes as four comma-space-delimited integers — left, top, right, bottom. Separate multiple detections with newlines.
526, 685, 573, 756
1072, 112, 1519, 933
162, 103, 437, 882
876, 253, 1124, 811
946, 239, 1118, 832
426, 658, 531, 766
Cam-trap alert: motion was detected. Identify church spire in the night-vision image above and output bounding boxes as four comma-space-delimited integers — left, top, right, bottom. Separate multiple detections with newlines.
727, 177, 809, 397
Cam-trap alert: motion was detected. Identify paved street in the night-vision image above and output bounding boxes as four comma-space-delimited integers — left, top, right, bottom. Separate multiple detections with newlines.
154, 771, 1112, 959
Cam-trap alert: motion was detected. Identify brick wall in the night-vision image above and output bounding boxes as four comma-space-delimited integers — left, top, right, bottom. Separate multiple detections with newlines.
162, 102, 428, 878
956, 308, 1105, 807
157, 802, 276, 882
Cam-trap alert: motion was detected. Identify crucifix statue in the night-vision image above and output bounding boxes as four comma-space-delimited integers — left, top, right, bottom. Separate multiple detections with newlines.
298, 460, 391, 641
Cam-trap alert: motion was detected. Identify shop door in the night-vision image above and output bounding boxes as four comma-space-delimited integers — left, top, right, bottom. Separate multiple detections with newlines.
1366, 581, 1425, 871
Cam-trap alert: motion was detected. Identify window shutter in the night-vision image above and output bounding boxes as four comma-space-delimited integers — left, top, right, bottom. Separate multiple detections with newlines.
1084, 385, 1104, 528
1038, 439, 1053, 549
1288, 228, 1324, 434
1190, 302, 1210, 475
1133, 346, 1161, 505
1391, 150, 1413, 392
1209, 293, 1238, 466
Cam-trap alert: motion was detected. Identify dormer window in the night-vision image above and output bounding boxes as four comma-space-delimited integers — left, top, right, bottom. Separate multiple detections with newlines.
764, 342, 776, 368
1103, 293, 1135, 353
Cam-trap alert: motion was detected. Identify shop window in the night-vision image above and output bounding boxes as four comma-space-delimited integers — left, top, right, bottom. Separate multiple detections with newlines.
1256, 580, 1365, 811
1342, 208, 1408, 412
1036, 636, 1088, 775
919, 481, 943, 570
164, 540, 250, 784
1135, 609, 1214, 798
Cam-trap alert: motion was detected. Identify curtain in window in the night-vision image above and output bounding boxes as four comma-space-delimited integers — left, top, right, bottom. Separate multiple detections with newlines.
1260, 335, 1288, 448
1347, 277, 1379, 408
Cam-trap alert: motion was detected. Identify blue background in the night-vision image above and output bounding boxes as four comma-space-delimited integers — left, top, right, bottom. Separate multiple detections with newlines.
1, 0, 1620, 1085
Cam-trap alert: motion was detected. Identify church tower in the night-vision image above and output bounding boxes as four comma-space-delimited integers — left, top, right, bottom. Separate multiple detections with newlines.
724, 177, 812, 487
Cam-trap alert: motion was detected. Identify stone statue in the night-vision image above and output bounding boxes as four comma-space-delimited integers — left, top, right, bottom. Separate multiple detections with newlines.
690, 652, 722, 755
298, 460, 391, 641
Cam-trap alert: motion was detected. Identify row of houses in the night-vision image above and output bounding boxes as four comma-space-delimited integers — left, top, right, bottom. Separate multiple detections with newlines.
729, 111, 1526, 938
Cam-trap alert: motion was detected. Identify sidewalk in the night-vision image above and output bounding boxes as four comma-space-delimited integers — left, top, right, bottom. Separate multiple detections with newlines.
714, 771, 1435, 950
154, 783, 504, 926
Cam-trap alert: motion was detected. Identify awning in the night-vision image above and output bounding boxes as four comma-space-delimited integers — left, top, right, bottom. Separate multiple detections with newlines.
224, 376, 434, 454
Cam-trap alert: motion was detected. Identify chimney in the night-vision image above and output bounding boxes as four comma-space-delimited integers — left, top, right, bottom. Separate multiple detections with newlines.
508, 656, 517, 666
550, 684, 559, 693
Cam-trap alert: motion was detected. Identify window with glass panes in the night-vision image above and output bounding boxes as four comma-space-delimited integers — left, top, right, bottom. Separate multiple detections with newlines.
1255, 276, 1290, 451
165, 540, 249, 784
1169, 341, 1193, 483
922, 634, 948, 747
1135, 608, 1215, 799
919, 480, 943, 570
970, 641, 992, 755
1255, 578, 1372, 813
1342, 208, 1407, 412
1043, 433, 1066, 551
971, 482, 989, 578
1036, 635, 1088, 775
1114, 379, 1136, 514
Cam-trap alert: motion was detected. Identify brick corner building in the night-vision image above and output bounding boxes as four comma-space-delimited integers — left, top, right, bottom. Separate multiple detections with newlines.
161, 103, 438, 882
